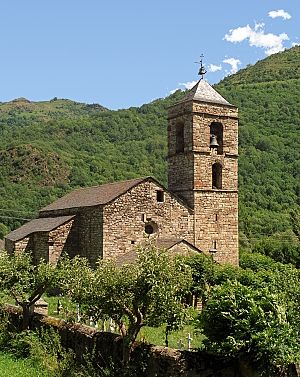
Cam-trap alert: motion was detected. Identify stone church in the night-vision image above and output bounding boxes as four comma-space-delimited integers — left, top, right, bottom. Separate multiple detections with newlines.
5, 78, 239, 266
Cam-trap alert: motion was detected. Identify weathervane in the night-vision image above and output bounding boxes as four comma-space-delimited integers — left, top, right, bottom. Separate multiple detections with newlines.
195, 54, 207, 79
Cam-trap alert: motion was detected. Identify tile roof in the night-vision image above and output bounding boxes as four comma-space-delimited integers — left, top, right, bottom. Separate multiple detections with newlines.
156, 238, 202, 252
181, 79, 233, 106
40, 177, 148, 212
114, 250, 138, 267
114, 238, 201, 266
5, 215, 75, 242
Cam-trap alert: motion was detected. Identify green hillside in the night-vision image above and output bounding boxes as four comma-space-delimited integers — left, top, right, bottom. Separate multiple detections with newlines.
0, 47, 299, 248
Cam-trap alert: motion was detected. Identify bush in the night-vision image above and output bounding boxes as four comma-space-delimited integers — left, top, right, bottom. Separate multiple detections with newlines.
200, 281, 300, 376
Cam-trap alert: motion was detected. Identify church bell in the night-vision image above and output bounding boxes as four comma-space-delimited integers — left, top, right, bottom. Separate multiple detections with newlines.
210, 134, 219, 149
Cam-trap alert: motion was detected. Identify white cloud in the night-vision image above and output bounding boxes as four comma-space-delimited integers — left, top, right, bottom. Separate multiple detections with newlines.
292, 42, 300, 47
179, 80, 198, 90
224, 25, 253, 43
208, 64, 222, 72
269, 9, 291, 20
224, 22, 289, 55
223, 58, 241, 74
169, 88, 179, 95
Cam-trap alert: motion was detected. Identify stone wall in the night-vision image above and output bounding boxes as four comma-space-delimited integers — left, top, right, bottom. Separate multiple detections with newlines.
2, 304, 244, 377
103, 179, 193, 261
48, 219, 75, 264
194, 191, 239, 265
5, 237, 30, 254
77, 207, 103, 267
39, 207, 103, 267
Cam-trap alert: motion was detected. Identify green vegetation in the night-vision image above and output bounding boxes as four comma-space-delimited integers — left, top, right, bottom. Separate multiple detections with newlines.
0, 351, 51, 377
0, 251, 58, 329
188, 251, 300, 376
1, 247, 300, 375
59, 246, 192, 364
0, 46, 299, 244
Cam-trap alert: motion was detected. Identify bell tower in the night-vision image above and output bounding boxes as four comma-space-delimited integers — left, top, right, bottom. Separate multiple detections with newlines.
167, 67, 238, 265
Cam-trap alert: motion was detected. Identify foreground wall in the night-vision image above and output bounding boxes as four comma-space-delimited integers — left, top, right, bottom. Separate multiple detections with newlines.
7, 304, 299, 377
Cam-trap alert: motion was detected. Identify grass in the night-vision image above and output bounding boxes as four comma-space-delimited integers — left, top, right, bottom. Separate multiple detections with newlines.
138, 324, 205, 350
0, 351, 51, 377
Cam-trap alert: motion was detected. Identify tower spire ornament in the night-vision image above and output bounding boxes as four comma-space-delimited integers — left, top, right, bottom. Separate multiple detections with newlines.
195, 54, 207, 79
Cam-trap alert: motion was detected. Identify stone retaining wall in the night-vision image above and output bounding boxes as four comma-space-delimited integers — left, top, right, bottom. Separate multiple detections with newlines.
3, 304, 300, 377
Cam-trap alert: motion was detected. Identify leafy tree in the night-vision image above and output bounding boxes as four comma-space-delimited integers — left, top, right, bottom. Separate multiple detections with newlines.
187, 251, 300, 375
201, 281, 300, 376
291, 208, 300, 241
60, 246, 192, 364
0, 223, 9, 240
0, 251, 57, 330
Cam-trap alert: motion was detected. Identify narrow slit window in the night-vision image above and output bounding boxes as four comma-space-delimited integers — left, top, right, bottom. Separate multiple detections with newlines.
176, 123, 184, 153
156, 190, 164, 202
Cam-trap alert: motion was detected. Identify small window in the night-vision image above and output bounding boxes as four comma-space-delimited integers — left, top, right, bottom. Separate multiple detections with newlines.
145, 224, 154, 234
176, 123, 184, 153
209, 240, 217, 253
131, 240, 135, 245
144, 221, 158, 235
215, 214, 218, 221
156, 190, 164, 202
212, 163, 222, 189
48, 241, 54, 246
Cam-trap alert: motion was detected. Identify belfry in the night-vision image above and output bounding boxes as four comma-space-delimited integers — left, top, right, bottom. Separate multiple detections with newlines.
167, 63, 239, 264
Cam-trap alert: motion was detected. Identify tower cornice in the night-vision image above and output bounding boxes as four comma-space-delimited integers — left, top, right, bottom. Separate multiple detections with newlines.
168, 111, 238, 120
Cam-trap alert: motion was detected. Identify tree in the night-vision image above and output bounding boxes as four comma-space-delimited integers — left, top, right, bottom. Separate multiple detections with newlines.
200, 280, 300, 375
0, 251, 57, 330
291, 208, 300, 241
0, 223, 9, 240
60, 246, 192, 364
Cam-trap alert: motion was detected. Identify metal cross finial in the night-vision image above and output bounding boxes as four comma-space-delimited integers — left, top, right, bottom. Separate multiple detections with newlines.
195, 54, 207, 79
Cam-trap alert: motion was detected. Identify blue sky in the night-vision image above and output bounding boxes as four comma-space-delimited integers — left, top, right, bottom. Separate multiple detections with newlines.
0, 0, 299, 109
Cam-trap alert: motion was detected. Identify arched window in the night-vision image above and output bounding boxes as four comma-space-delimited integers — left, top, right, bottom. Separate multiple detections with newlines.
210, 122, 223, 155
212, 163, 222, 189
176, 123, 184, 153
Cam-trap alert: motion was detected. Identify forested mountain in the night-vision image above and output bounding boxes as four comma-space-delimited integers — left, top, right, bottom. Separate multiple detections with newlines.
0, 46, 299, 248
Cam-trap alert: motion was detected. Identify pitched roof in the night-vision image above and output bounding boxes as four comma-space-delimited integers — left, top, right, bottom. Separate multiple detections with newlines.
156, 238, 202, 252
114, 238, 201, 266
40, 177, 147, 212
181, 79, 233, 106
114, 250, 138, 267
5, 215, 75, 242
